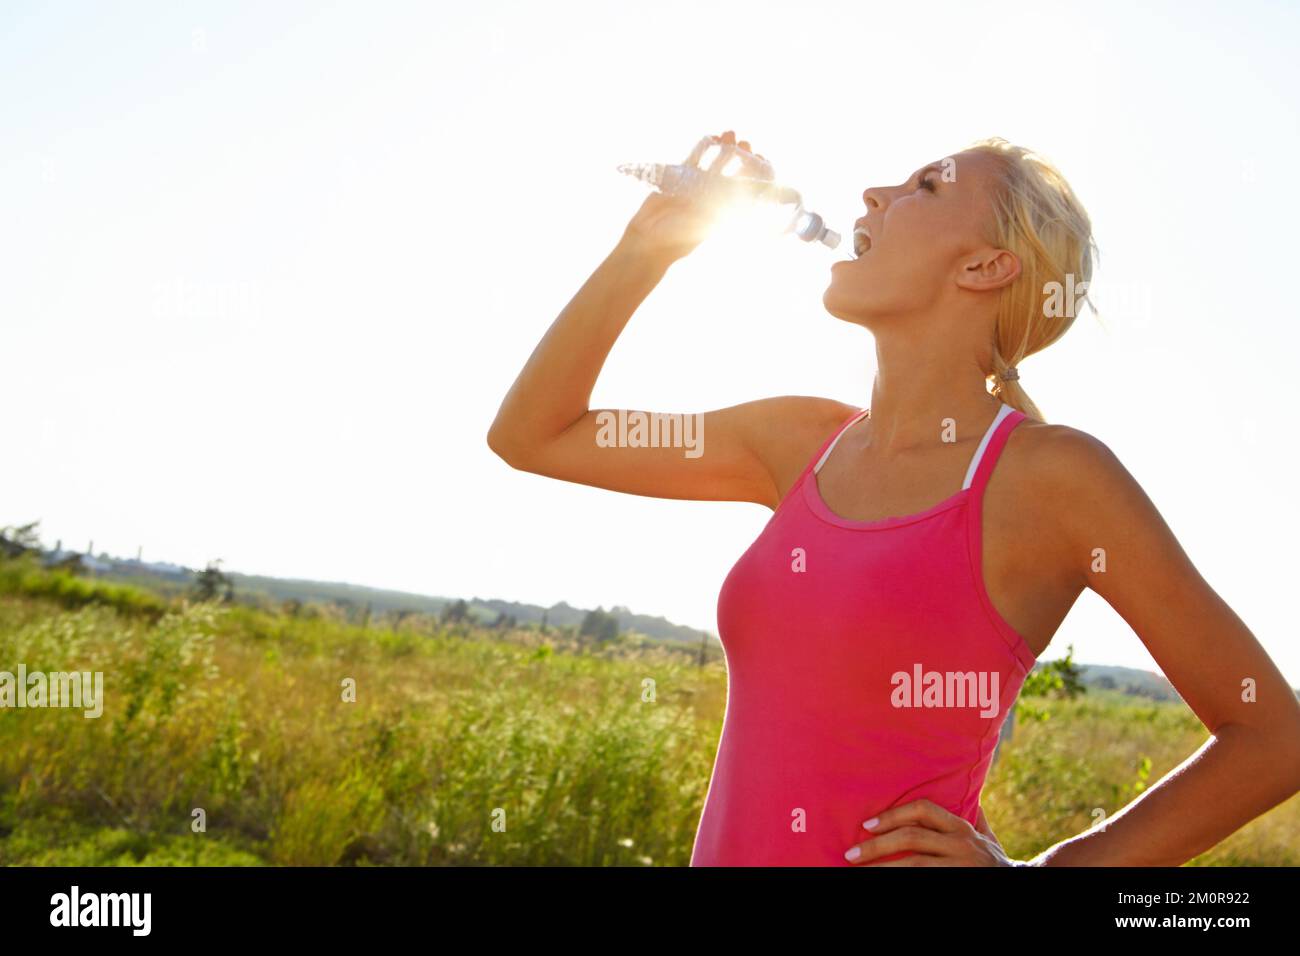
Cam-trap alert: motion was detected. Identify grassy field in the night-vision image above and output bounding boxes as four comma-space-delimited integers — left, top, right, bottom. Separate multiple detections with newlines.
1, 558, 1295, 866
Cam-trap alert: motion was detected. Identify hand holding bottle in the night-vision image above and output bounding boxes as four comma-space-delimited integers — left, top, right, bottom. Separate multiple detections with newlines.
618, 130, 772, 266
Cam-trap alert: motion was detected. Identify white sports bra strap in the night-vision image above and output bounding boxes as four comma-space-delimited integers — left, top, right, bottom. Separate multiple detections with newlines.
961, 402, 1016, 490
813, 409, 870, 475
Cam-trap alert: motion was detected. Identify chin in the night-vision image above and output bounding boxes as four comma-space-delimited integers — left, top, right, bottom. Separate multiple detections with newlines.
821, 285, 869, 324
820, 287, 845, 319
821, 291, 894, 332
821, 303, 866, 328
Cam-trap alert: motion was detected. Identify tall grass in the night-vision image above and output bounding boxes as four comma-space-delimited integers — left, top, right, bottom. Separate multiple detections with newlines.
0, 560, 166, 620
0, 560, 1295, 865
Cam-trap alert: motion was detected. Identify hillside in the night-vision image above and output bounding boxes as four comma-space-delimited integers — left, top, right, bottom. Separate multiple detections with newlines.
52, 550, 719, 646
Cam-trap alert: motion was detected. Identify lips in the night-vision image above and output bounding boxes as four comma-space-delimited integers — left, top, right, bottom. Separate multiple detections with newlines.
852, 225, 873, 258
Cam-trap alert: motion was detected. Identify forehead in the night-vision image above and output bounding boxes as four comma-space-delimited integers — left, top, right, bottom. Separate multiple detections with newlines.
917, 149, 998, 183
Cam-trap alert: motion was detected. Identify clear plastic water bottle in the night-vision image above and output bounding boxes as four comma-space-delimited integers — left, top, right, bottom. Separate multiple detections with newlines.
616, 136, 841, 251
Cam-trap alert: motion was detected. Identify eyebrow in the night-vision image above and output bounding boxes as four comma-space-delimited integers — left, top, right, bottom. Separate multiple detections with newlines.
910, 164, 943, 185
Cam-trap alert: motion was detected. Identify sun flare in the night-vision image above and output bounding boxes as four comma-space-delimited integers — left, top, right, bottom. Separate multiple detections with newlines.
700, 183, 804, 254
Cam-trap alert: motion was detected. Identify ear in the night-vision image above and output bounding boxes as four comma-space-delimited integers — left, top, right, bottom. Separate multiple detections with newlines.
955, 247, 1020, 292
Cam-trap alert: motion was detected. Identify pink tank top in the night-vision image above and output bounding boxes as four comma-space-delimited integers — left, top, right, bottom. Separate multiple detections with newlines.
690, 402, 1036, 866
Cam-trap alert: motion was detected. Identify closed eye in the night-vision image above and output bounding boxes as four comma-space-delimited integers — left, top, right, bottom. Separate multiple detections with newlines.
917, 176, 936, 193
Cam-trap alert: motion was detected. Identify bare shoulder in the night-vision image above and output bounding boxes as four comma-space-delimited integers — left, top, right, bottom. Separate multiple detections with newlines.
999, 417, 1154, 555
734, 395, 863, 508
739, 394, 862, 450
1003, 418, 1131, 497
988, 418, 1143, 594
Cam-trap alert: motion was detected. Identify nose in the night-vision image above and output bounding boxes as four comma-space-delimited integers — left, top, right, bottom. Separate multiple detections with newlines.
862, 185, 886, 212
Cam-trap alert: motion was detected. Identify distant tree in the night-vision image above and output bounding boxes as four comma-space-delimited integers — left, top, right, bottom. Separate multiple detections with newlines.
0, 520, 43, 558
579, 607, 619, 643
1019, 644, 1085, 700
441, 599, 469, 625
282, 598, 303, 618
1003, 644, 1088, 758
48, 553, 86, 574
539, 609, 549, 634
488, 611, 518, 630
193, 559, 231, 602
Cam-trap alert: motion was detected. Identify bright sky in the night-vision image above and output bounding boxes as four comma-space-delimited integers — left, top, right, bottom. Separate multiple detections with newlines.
4, 0, 1299, 682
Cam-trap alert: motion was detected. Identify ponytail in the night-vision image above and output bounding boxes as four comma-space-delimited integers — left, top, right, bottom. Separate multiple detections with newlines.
965, 137, 1098, 424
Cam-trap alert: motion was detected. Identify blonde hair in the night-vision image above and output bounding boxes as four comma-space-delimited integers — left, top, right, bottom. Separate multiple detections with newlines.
962, 137, 1098, 422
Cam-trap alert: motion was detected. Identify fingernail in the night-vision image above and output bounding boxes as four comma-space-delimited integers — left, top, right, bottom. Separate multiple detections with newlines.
862, 817, 879, 830
844, 846, 860, 861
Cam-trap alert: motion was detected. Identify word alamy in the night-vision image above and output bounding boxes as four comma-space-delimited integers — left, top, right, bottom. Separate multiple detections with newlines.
890, 664, 1001, 718
595, 410, 704, 459
0, 666, 104, 718
50, 885, 151, 936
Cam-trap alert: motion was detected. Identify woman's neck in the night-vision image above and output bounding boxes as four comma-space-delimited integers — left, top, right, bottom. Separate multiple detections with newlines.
864, 342, 1001, 456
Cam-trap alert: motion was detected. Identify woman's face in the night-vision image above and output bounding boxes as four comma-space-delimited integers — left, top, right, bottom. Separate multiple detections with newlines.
823, 148, 1008, 326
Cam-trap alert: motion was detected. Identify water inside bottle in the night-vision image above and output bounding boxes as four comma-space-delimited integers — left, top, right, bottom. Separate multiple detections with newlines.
619, 136, 840, 249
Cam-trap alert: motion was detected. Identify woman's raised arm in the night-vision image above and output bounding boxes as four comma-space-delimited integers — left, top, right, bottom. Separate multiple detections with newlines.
487, 155, 856, 507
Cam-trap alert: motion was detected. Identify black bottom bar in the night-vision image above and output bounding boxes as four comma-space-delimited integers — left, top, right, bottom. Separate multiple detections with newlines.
0, 865, 1285, 941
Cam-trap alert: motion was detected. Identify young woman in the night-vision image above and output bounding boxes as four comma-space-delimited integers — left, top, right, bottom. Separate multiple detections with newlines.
487, 130, 1300, 866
